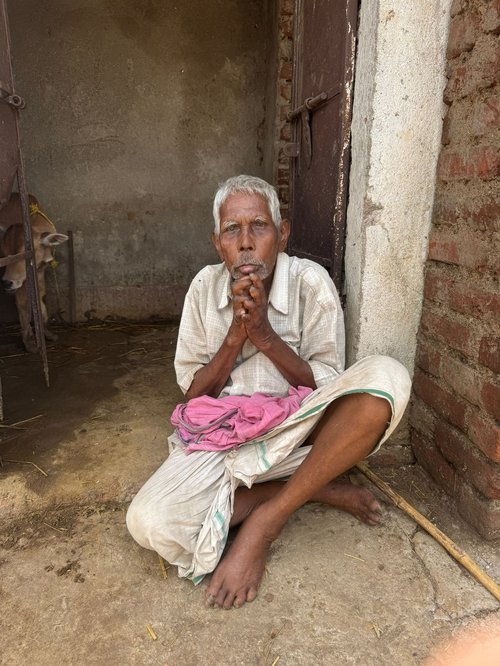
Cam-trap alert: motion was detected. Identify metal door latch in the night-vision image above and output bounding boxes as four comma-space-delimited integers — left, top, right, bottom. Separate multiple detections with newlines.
286, 92, 328, 167
287, 92, 328, 120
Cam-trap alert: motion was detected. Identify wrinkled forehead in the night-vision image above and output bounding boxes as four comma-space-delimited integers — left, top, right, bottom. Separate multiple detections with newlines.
219, 192, 272, 221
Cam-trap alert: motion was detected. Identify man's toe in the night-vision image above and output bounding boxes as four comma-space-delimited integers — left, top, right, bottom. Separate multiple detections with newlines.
222, 592, 236, 610
366, 510, 381, 525
213, 586, 229, 608
205, 578, 227, 607
205, 592, 216, 607
246, 586, 258, 603
233, 592, 246, 608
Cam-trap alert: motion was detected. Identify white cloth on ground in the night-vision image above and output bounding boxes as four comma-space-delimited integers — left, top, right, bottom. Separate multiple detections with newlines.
126, 354, 411, 583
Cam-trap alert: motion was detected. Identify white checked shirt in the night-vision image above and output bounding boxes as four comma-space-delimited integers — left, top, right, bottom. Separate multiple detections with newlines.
175, 252, 346, 397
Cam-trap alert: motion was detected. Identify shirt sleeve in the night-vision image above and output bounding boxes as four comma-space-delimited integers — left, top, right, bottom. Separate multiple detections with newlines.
299, 266, 346, 386
174, 273, 210, 394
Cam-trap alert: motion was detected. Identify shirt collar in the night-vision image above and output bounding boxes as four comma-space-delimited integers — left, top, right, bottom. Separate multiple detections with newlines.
217, 252, 289, 315
268, 252, 289, 314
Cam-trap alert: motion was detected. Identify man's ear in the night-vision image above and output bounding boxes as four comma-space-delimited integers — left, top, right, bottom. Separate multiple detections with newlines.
212, 230, 223, 261
278, 219, 290, 251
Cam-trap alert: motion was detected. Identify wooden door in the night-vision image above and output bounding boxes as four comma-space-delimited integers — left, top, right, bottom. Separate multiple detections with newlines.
287, 0, 358, 290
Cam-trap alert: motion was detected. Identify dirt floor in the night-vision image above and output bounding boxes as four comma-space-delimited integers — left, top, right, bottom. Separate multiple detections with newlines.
0, 322, 498, 665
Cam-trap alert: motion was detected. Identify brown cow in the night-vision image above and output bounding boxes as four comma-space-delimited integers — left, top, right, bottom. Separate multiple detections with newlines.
0, 193, 68, 352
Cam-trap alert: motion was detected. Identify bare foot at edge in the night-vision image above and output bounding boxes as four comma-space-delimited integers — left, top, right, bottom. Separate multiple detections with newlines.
205, 503, 283, 610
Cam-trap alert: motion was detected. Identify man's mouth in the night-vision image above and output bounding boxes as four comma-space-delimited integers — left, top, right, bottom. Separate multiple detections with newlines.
235, 263, 261, 275
230, 256, 266, 279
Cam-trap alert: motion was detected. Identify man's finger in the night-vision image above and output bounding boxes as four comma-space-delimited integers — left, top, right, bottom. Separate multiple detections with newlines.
250, 272, 264, 287
248, 273, 265, 305
242, 298, 256, 313
231, 277, 252, 295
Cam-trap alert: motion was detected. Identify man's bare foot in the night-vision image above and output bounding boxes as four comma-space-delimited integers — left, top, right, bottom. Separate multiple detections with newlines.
206, 482, 380, 609
230, 480, 382, 529
205, 503, 284, 610
312, 481, 382, 526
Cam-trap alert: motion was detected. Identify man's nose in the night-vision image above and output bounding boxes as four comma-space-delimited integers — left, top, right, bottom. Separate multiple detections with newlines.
239, 225, 255, 250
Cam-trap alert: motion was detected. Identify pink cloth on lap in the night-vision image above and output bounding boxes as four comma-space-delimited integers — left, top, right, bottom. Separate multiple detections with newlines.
171, 386, 313, 454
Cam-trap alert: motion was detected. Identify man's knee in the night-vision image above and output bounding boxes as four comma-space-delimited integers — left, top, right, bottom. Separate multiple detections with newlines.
358, 392, 392, 428
126, 491, 159, 550
354, 355, 411, 404
126, 478, 187, 549
126, 464, 221, 559
332, 391, 392, 427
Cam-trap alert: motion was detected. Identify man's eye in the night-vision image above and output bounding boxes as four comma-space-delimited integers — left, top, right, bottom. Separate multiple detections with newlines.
223, 224, 239, 233
254, 219, 267, 227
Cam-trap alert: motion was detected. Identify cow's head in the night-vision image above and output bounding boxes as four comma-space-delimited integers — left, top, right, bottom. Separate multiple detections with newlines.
2, 230, 69, 293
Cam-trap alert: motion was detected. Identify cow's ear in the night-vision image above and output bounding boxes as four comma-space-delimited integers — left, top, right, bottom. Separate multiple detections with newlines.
41, 232, 69, 246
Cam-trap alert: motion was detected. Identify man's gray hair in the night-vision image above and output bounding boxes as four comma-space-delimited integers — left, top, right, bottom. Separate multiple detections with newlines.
212, 175, 282, 235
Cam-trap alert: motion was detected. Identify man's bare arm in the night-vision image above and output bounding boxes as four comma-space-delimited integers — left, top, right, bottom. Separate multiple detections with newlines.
241, 273, 317, 390
256, 330, 317, 390
185, 335, 243, 399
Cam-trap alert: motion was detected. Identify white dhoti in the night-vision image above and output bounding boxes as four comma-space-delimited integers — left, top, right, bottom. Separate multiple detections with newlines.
126, 355, 411, 583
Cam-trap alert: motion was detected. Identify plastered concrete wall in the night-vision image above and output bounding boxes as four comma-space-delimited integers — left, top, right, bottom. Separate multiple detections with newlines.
345, 0, 452, 459
8, 0, 274, 320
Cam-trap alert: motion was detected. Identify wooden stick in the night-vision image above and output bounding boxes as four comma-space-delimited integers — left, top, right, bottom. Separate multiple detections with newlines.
3, 458, 48, 477
146, 624, 158, 641
0, 414, 44, 429
43, 521, 68, 533
356, 462, 500, 603
9, 414, 44, 427
158, 554, 169, 579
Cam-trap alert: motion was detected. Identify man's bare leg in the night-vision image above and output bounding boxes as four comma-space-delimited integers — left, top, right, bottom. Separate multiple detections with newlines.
206, 392, 391, 609
230, 479, 381, 528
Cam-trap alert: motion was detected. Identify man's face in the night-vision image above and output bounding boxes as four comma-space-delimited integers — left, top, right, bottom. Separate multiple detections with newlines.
212, 192, 290, 290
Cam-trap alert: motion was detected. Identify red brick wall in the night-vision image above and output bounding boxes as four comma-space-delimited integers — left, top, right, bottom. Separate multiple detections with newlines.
410, 0, 500, 539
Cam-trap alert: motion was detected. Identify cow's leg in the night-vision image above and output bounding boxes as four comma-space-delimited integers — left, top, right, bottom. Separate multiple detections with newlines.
38, 270, 58, 341
15, 285, 37, 353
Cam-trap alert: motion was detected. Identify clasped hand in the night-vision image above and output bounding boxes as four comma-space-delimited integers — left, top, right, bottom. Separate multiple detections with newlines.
229, 273, 275, 349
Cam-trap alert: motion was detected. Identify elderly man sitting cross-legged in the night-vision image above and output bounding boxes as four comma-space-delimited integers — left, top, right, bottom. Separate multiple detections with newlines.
126, 175, 411, 609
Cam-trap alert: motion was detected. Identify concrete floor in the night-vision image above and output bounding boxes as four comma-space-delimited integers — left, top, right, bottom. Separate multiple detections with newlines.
0, 323, 498, 665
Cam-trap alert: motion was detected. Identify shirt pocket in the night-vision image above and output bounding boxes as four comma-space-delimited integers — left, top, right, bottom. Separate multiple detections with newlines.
271, 311, 301, 352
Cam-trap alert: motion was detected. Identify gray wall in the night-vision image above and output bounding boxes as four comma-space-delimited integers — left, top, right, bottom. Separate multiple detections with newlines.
7, 0, 277, 321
